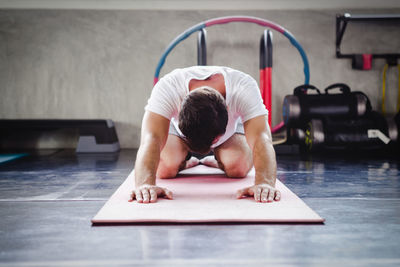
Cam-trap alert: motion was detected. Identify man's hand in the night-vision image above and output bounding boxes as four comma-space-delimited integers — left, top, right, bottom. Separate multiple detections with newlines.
237, 184, 281, 203
130, 185, 173, 203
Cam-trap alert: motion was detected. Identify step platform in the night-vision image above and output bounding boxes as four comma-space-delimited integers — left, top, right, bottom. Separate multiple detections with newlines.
0, 119, 120, 153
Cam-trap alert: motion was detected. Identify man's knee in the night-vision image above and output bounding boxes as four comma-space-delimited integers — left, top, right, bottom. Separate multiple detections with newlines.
214, 134, 252, 178
157, 158, 182, 179
221, 157, 252, 178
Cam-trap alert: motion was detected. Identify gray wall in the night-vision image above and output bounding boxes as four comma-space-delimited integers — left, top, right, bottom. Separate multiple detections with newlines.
1, 9, 400, 148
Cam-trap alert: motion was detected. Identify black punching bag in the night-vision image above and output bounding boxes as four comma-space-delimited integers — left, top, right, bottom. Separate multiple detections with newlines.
283, 83, 371, 127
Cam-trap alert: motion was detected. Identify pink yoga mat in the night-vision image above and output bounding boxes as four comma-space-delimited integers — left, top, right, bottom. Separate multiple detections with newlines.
92, 165, 324, 224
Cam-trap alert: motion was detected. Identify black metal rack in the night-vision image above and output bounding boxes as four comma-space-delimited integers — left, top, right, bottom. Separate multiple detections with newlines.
197, 28, 207, 66
336, 13, 400, 69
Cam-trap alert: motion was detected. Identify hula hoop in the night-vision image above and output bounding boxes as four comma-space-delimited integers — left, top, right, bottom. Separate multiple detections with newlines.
154, 15, 310, 85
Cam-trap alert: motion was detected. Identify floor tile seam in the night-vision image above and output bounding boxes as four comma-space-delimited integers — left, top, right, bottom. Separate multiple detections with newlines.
302, 197, 400, 200
1, 257, 400, 266
1, 197, 400, 202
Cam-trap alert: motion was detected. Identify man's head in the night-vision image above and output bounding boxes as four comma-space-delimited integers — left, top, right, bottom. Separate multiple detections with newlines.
179, 86, 228, 154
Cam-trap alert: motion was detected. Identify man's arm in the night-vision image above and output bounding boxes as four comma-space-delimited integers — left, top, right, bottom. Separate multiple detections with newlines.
131, 111, 173, 203
237, 115, 281, 202
244, 115, 276, 186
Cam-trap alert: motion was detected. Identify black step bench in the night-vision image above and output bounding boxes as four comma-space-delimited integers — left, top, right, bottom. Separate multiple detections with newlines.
0, 119, 120, 153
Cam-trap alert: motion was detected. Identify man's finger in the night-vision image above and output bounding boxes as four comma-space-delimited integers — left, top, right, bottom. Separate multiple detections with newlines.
254, 187, 262, 202
141, 189, 150, 203
149, 188, 158, 203
261, 189, 269, 203
136, 190, 143, 203
267, 189, 275, 202
274, 190, 281, 201
236, 187, 249, 199
155, 187, 173, 200
163, 188, 173, 199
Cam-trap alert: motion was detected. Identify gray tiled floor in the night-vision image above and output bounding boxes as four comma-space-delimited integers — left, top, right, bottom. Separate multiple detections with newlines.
0, 149, 399, 266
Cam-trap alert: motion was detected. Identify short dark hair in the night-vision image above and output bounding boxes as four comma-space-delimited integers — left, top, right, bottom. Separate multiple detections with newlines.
179, 87, 228, 154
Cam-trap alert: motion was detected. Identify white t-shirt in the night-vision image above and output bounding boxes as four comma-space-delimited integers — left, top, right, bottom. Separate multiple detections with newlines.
145, 66, 268, 148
